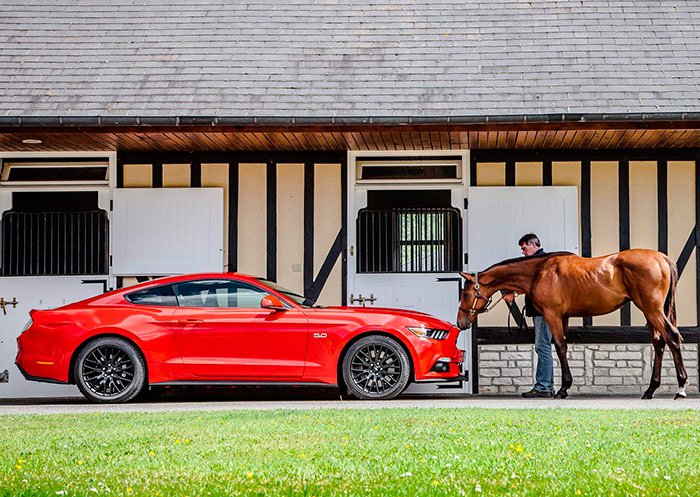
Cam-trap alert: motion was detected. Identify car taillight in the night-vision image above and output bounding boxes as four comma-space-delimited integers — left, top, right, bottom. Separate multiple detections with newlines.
407, 326, 450, 340
20, 317, 33, 334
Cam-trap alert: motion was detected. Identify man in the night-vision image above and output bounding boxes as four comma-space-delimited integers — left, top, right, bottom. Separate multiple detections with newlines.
503, 233, 554, 398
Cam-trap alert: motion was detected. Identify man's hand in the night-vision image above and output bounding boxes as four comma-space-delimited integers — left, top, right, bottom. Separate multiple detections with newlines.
502, 291, 517, 304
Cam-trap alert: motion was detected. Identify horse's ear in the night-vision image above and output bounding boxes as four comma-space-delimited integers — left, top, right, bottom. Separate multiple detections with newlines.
459, 271, 474, 281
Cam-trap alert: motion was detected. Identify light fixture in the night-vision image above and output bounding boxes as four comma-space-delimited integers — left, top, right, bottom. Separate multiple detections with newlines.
21, 139, 42, 144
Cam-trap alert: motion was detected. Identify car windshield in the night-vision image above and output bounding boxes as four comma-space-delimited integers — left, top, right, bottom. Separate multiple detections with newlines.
256, 278, 317, 308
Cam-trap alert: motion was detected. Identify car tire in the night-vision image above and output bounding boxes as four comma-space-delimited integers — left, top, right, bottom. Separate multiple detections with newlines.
74, 337, 146, 403
342, 335, 411, 400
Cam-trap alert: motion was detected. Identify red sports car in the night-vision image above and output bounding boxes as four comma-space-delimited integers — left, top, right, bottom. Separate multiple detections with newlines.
16, 273, 464, 403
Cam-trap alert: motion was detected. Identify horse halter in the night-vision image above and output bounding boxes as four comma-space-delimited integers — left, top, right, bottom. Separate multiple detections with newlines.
465, 272, 505, 315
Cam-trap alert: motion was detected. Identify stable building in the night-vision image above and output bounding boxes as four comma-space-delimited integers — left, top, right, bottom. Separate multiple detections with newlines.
1, 1, 699, 398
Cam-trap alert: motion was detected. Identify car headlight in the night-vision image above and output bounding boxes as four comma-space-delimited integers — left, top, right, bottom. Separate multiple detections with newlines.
407, 326, 450, 340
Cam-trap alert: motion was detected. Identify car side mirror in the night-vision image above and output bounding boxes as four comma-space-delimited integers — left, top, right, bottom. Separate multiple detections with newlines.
261, 294, 287, 312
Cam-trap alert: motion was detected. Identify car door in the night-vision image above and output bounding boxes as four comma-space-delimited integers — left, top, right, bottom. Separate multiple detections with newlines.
170, 278, 309, 378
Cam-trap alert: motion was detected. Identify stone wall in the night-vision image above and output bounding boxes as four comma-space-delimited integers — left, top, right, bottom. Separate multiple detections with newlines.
478, 343, 699, 395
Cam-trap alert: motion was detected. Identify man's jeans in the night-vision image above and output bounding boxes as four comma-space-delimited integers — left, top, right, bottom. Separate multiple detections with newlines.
533, 315, 554, 392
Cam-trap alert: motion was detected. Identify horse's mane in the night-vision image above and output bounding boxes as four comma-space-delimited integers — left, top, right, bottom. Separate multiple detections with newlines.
482, 251, 575, 272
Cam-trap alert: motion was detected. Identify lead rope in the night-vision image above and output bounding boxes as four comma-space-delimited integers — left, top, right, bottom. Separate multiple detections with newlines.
507, 302, 530, 338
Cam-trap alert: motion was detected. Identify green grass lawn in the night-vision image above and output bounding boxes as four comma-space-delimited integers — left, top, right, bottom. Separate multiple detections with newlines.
1, 408, 699, 496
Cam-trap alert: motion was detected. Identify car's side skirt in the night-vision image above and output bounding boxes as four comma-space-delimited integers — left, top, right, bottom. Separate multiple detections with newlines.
151, 380, 338, 388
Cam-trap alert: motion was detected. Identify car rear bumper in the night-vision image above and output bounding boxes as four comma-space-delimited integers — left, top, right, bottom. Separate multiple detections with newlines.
15, 362, 69, 384
16, 329, 72, 384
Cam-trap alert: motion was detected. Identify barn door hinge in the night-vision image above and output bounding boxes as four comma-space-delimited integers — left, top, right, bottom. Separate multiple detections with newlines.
463, 198, 468, 209
109, 255, 113, 267
464, 253, 468, 265
110, 200, 113, 211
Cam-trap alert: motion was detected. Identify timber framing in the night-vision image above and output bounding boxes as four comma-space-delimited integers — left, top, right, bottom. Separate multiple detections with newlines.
118, 150, 347, 304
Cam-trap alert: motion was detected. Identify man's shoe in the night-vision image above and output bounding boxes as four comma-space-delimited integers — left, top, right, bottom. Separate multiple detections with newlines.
521, 388, 554, 398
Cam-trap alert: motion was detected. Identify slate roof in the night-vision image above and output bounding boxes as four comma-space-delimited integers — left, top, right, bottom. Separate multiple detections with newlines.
1, 0, 699, 117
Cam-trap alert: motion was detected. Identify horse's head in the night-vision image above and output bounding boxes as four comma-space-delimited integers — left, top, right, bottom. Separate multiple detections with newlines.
456, 271, 491, 330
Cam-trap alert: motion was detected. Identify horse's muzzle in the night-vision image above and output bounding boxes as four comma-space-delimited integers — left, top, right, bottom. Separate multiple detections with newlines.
456, 313, 471, 330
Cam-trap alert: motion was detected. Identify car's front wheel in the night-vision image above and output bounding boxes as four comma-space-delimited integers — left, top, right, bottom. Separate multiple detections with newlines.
74, 337, 146, 403
342, 335, 411, 400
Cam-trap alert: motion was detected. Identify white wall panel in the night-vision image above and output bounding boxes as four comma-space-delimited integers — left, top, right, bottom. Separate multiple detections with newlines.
112, 188, 223, 275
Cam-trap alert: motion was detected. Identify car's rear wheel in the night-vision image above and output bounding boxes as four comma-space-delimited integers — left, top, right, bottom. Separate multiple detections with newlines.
342, 335, 410, 400
74, 337, 146, 403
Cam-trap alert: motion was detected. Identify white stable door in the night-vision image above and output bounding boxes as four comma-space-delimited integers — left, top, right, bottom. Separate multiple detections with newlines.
112, 188, 224, 276
348, 187, 471, 395
467, 186, 580, 271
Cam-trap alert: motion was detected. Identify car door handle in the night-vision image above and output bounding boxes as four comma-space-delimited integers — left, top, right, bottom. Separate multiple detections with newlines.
177, 319, 204, 326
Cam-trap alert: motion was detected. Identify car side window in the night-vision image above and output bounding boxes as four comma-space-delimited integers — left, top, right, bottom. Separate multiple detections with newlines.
173, 280, 271, 308
126, 285, 178, 306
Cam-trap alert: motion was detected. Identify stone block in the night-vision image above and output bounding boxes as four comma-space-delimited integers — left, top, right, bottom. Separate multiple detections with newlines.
610, 352, 641, 360
485, 360, 509, 368
610, 368, 642, 377
480, 352, 500, 360
480, 368, 500, 378
501, 351, 531, 360
479, 386, 499, 394
595, 376, 623, 385
513, 377, 532, 385
481, 345, 504, 353
493, 377, 514, 386
593, 360, 616, 368
500, 368, 521, 377
499, 385, 519, 393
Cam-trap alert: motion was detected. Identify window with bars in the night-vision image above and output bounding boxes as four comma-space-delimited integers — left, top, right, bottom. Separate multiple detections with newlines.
1, 192, 109, 276
357, 207, 462, 273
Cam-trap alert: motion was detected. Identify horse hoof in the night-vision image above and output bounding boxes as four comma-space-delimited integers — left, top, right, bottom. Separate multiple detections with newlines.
674, 392, 687, 400
554, 391, 568, 399
641, 391, 654, 400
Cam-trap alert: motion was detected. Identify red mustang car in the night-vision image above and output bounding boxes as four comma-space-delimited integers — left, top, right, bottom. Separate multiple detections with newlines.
16, 273, 463, 403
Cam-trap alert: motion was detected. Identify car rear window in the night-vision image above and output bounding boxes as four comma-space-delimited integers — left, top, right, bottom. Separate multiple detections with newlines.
125, 284, 178, 306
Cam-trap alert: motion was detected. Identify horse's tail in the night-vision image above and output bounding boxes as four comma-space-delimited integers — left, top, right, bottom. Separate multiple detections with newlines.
663, 254, 679, 332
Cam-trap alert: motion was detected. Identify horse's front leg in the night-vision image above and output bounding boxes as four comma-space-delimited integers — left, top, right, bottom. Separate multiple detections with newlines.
545, 312, 572, 399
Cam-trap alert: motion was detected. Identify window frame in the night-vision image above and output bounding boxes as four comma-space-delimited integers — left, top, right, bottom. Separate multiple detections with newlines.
171, 278, 292, 310
124, 284, 179, 307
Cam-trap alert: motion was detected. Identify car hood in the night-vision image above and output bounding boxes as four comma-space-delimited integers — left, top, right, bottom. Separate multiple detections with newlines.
313, 306, 457, 329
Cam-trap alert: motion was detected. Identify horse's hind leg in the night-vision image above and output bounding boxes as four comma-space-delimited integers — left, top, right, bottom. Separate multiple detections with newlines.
642, 323, 665, 400
664, 316, 689, 399
647, 312, 688, 399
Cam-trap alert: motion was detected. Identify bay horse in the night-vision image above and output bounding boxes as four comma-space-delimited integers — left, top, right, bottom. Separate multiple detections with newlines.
457, 249, 688, 400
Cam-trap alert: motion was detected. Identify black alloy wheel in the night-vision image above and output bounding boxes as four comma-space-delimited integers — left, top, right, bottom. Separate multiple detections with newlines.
342, 335, 411, 400
74, 337, 146, 403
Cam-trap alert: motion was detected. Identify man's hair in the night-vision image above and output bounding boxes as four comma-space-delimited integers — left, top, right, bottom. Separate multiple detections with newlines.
518, 233, 541, 247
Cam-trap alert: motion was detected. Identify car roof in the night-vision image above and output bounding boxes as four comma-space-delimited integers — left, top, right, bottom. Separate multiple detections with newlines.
127, 272, 262, 289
